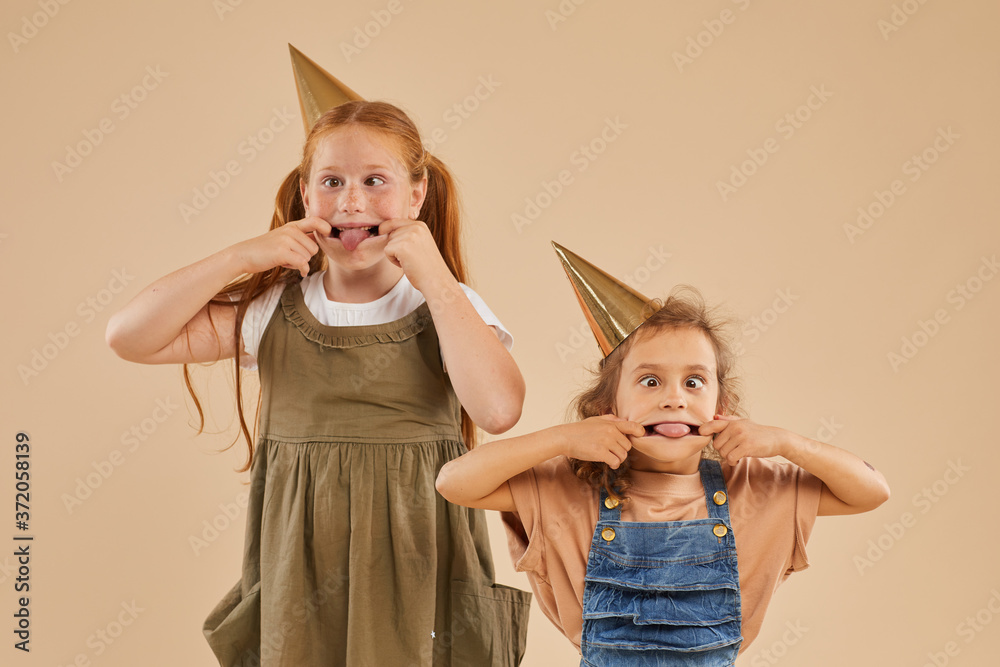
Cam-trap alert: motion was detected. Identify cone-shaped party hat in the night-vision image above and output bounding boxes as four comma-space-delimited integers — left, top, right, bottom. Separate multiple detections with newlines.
552, 242, 652, 357
289, 44, 363, 133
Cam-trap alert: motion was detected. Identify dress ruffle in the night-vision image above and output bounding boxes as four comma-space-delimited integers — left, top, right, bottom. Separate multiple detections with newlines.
279, 282, 430, 350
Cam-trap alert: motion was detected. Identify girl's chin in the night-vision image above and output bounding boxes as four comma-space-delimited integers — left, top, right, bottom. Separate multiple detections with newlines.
320, 241, 388, 264
628, 440, 705, 471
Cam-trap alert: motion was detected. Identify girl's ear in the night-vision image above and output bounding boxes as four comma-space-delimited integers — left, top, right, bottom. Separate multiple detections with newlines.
299, 179, 310, 214
410, 176, 428, 219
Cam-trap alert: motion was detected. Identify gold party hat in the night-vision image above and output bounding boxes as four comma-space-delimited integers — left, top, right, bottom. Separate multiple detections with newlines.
289, 44, 363, 133
552, 242, 652, 357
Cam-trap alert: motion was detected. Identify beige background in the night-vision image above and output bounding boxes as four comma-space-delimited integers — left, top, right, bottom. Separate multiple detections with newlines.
2, 0, 998, 665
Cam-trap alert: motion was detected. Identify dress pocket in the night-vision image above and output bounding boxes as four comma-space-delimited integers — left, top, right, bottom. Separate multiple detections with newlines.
203, 580, 262, 667
450, 580, 532, 666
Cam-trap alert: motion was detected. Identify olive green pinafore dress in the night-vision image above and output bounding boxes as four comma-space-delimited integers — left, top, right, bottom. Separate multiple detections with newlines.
203, 283, 531, 666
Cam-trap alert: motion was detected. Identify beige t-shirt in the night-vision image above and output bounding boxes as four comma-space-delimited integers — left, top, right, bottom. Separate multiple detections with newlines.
501, 456, 823, 654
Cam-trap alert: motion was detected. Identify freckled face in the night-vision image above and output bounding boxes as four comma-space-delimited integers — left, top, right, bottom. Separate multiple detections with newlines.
299, 126, 426, 272
614, 327, 720, 474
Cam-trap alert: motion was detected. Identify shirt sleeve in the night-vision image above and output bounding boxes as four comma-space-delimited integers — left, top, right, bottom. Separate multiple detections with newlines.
790, 466, 823, 573
726, 458, 824, 575
238, 283, 285, 371
459, 283, 514, 351
501, 468, 547, 580
501, 457, 599, 582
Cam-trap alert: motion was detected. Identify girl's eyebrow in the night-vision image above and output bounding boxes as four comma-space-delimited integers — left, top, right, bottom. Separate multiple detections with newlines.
632, 362, 714, 374
314, 163, 394, 172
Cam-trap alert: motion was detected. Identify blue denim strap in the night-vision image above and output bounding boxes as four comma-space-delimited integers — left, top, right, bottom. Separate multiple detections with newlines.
700, 458, 732, 525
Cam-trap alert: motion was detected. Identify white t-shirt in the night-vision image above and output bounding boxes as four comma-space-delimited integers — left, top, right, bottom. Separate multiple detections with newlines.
239, 271, 513, 370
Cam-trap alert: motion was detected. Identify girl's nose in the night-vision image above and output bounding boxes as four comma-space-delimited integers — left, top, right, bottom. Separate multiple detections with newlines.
339, 185, 365, 213
659, 385, 687, 409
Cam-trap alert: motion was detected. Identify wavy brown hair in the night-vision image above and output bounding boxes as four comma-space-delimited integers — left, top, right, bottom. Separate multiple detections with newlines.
185, 101, 474, 471
570, 286, 746, 505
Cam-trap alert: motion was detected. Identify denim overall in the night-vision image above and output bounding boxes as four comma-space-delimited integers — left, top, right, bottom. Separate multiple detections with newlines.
579, 459, 742, 666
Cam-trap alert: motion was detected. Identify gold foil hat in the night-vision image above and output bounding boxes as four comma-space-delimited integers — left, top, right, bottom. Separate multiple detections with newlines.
552, 242, 652, 357
289, 44, 363, 133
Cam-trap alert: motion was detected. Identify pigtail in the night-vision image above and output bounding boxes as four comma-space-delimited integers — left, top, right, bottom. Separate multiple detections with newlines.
422, 154, 468, 284
421, 152, 478, 449
183, 166, 325, 472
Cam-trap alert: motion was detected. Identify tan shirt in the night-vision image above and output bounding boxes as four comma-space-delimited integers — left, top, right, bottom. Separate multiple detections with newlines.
501, 456, 823, 654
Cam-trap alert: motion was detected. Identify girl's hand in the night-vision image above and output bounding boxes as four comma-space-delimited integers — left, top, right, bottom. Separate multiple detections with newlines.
379, 219, 452, 292
700, 415, 792, 465
703, 416, 891, 514
557, 415, 644, 469
230, 217, 331, 278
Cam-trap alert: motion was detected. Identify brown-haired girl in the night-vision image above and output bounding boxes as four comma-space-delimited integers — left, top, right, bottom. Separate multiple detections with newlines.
437, 286, 889, 665
107, 101, 530, 666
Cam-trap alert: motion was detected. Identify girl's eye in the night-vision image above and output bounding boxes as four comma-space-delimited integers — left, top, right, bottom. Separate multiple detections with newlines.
365, 176, 385, 186
639, 376, 659, 388
322, 177, 341, 187
686, 376, 706, 389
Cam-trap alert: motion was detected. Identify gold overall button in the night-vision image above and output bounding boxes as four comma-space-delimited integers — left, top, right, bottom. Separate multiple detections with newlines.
601, 527, 616, 542
713, 491, 728, 506
604, 496, 620, 509
713, 524, 728, 538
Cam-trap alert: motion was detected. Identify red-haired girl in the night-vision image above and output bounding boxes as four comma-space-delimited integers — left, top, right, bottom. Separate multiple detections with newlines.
108, 101, 530, 666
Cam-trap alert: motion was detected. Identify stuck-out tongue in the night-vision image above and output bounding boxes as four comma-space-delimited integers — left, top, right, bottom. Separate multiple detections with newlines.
653, 423, 692, 438
339, 228, 373, 251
